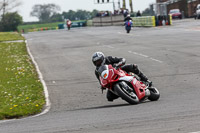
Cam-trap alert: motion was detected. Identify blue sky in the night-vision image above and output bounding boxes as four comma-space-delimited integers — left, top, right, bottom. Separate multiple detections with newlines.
17, 0, 156, 22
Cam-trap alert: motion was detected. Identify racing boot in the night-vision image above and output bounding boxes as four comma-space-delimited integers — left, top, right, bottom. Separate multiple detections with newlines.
107, 90, 119, 102
131, 64, 152, 87
138, 72, 152, 87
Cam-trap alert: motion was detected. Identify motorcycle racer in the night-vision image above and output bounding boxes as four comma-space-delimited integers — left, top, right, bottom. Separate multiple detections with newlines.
92, 52, 152, 101
66, 19, 72, 30
124, 14, 133, 33
124, 14, 132, 22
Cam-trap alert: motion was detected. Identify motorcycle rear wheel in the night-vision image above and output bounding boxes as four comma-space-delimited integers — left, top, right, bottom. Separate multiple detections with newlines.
114, 83, 139, 105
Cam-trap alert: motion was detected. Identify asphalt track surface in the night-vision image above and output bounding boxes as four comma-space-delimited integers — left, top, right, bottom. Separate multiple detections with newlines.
1, 19, 200, 133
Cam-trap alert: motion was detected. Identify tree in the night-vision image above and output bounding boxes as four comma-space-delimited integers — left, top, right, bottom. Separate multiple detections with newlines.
0, 0, 22, 17
142, 8, 151, 16
50, 13, 63, 22
0, 12, 23, 31
62, 9, 99, 21
91, 9, 99, 18
142, 4, 155, 16
30, 4, 60, 22
75, 10, 91, 20
62, 10, 76, 21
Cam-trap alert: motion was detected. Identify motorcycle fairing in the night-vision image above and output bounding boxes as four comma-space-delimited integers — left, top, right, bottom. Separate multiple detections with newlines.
119, 76, 146, 100
99, 64, 147, 100
119, 76, 133, 82
132, 79, 146, 100
100, 65, 125, 87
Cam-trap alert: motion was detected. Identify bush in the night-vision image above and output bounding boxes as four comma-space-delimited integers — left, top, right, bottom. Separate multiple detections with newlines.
0, 12, 23, 32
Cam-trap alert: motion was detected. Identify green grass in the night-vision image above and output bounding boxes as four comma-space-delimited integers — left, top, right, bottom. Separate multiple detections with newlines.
17, 20, 89, 33
0, 33, 45, 120
0, 32, 24, 42
17, 22, 63, 33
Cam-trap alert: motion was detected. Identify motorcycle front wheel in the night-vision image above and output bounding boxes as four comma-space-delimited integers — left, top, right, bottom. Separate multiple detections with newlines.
148, 87, 160, 101
114, 82, 139, 105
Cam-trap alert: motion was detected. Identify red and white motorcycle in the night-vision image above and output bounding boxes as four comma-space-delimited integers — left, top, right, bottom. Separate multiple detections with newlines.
98, 65, 160, 104
66, 20, 72, 30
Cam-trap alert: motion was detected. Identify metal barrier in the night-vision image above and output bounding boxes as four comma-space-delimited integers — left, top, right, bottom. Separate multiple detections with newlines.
93, 15, 124, 26
92, 15, 172, 27
25, 16, 172, 33
132, 16, 156, 27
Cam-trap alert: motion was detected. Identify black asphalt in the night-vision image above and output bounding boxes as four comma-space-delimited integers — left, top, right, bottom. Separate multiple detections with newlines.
0, 19, 200, 133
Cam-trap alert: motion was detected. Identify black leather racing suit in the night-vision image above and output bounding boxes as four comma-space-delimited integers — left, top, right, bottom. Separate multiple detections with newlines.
124, 16, 132, 22
95, 56, 149, 101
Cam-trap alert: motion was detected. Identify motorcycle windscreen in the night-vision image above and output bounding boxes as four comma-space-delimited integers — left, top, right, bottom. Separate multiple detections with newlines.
97, 65, 107, 75
98, 65, 109, 86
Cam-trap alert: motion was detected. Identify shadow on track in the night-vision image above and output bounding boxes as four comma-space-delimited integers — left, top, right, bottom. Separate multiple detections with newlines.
65, 101, 153, 112
66, 100, 155, 112
71, 103, 131, 112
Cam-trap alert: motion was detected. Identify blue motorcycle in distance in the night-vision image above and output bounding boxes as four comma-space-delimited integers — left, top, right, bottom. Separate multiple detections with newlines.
125, 20, 133, 33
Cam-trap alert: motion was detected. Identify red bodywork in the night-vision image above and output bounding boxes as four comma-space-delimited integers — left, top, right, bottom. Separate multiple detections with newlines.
67, 21, 72, 27
99, 65, 147, 100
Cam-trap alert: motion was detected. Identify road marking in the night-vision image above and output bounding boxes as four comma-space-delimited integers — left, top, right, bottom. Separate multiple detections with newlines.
2, 40, 24, 43
25, 40, 51, 116
118, 31, 141, 36
129, 51, 149, 58
97, 42, 114, 48
185, 29, 200, 32
104, 45, 114, 48
185, 27, 200, 32
118, 32, 128, 35
128, 51, 163, 63
189, 131, 200, 133
150, 57, 163, 63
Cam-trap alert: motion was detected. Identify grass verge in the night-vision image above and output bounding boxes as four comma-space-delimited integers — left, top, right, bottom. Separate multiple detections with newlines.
17, 22, 63, 33
0, 32, 24, 42
0, 32, 45, 120
17, 20, 88, 33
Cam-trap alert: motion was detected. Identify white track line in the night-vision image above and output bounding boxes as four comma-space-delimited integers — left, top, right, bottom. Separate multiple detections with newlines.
118, 31, 141, 36
149, 57, 163, 63
104, 45, 114, 49
128, 51, 163, 63
0, 36, 51, 123
25, 40, 51, 116
189, 131, 200, 133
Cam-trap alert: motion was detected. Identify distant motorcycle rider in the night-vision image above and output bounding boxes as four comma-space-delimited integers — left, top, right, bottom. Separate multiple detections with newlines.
92, 52, 152, 102
66, 19, 72, 30
124, 14, 132, 22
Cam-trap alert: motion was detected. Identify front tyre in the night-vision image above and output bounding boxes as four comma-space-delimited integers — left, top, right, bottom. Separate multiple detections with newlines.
127, 30, 130, 33
148, 87, 160, 101
114, 82, 139, 105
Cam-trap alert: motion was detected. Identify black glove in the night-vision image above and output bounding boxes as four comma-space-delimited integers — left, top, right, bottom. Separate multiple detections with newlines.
113, 62, 123, 69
